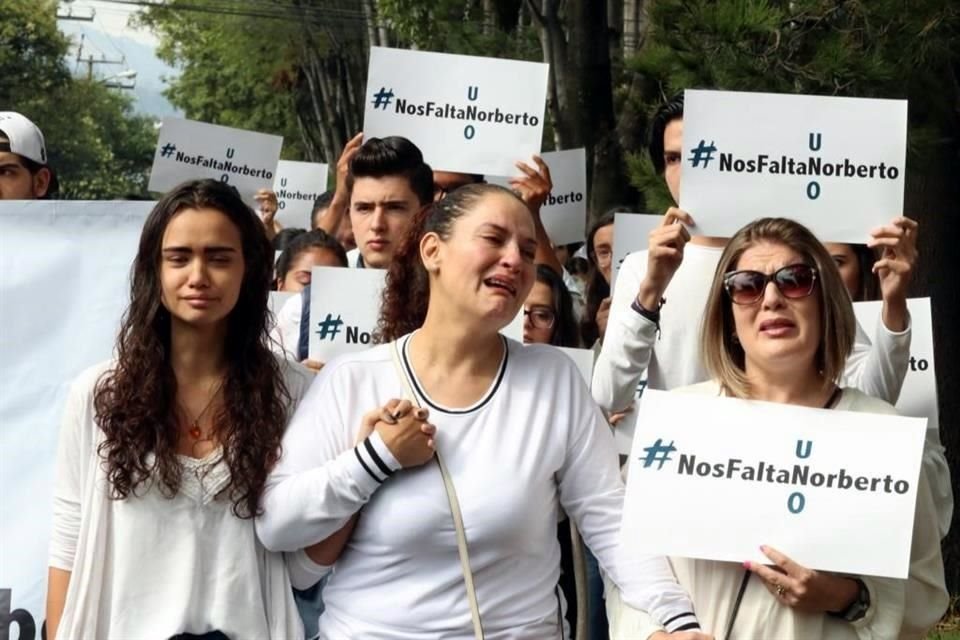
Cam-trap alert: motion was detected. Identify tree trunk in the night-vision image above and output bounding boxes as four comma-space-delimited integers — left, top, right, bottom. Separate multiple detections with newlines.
904, 136, 960, 594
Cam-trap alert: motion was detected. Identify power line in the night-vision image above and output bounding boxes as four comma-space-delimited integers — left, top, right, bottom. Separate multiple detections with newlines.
92, 0, 371, 25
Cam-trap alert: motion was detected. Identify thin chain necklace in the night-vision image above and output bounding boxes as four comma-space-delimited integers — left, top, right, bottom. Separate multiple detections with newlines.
179, 378, 225, 441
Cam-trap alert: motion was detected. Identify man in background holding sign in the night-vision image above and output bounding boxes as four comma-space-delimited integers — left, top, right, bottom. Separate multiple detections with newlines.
594, 92, 920, 439
273, 136, 434, 366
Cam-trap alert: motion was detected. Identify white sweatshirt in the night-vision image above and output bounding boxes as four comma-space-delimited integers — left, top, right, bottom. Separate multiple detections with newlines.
257, 334, 699, 639
49, 358, 316, 640
593, 245, 912, 412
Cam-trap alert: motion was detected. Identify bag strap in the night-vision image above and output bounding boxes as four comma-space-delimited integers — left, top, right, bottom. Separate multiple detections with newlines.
390, 340, 485, 640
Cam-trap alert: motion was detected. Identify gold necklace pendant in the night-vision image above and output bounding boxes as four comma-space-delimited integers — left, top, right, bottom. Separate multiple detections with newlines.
188, 422, 203, 440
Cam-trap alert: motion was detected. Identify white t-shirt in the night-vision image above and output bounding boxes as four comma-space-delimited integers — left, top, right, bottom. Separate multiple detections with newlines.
50, 358, 315, 640
257, 334, 699, 639
593, 244, 912, 412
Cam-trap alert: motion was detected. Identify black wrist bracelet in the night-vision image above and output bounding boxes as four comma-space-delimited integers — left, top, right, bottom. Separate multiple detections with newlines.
631, 296, 666, 337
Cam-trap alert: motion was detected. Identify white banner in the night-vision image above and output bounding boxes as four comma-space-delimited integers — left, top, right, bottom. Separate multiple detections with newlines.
273, 160, 329, 230
362, 46, 548, 176
488, 148, 588, 244
681, 90, 907, 243
621, 389, 926, 578
853, 297, 950, 535
148, 117, 283, 202
0, 201, 152, 635
611, 213, 662, 291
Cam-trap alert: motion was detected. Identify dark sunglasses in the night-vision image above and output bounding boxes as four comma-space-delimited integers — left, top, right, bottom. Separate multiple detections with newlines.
723, 263, 818, 305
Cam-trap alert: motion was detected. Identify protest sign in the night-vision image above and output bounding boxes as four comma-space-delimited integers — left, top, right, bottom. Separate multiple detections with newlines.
273, 160, 329, 230
611, 213, 662, 290
681, 90, 907, 243
621, 389, 926, 578
363, 46, 548, 176
487, 148, 588, 244
557, 347, 595, 387
501, 308, 524, 343
611, 378, 648, 457
854, 297, 950, 536
148, 117, 283, 202
308, 267, 387, 362
0, 201, 152, 633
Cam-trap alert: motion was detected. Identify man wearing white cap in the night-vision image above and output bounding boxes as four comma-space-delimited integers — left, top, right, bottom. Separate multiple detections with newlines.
0, 111, 58, 199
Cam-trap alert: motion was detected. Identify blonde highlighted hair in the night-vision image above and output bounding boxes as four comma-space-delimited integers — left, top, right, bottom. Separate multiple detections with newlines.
700, 217, 857, 398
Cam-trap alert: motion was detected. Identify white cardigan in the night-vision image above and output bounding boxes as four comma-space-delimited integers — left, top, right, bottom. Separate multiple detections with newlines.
49, 358, 315, 640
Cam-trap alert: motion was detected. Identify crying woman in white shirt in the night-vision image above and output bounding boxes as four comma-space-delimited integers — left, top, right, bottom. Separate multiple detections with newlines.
256, 183, 707, 639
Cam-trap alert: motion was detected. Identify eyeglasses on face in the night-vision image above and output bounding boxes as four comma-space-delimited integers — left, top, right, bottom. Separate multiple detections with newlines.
723, 263, 818, 305
523, 306, 556, 330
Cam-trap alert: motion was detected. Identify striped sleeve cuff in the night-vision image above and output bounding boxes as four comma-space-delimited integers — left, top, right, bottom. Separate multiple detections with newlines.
663, 611, 700, 632
352, 431, 401, 486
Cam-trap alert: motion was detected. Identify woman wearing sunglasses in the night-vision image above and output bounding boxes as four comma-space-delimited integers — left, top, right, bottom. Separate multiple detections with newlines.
609, 217, 945, 639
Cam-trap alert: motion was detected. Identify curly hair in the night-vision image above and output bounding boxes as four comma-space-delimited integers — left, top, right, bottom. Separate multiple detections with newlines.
375, 183, 527, 343
93, 179, 290, 518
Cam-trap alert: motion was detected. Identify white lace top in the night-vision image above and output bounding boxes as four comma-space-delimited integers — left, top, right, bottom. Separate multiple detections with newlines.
49, 359, 314, 640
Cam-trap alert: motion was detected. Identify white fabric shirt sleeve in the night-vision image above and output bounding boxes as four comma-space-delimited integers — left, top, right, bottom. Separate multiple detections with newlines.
592, 253, 657, 412
902, 456, 950, 636
49, 372, 91, 571
256, 364, 401, 552
558, 363, 698, 632
841, 312, 911, 405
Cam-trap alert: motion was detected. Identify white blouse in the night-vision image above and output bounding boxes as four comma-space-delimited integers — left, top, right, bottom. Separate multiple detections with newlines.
49, 358, 314, 640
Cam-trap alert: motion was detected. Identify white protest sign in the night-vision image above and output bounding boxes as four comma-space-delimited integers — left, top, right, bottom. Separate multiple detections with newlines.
308, 266, 386, 362
487, 148, 588, 244
612, 379, 648, 457
501, 308, 524, 343
363, 46, 548, 176
269, 291, 296, 324
557, 347, 595, 387
611, 213, 662, 291
273, 160, 329, 230
622, 389, 926, 578
853, 297, 950, 536
681, 90, 907, 243
148, 117, 282, 202
0, 201, 153, 633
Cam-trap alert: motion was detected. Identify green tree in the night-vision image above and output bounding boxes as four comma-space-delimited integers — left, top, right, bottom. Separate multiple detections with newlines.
3, 0, 156, 198
140, 0, 378, 165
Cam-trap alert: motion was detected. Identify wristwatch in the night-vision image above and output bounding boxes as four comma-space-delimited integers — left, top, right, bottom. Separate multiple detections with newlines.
829, 578, 870, 622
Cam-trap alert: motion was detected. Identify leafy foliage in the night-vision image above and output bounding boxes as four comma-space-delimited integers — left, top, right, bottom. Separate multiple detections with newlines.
3, 0, 157, 198
625, 0, 960, 200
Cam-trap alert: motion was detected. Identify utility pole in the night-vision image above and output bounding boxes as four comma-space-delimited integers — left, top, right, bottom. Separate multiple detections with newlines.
74, 34, 126, 81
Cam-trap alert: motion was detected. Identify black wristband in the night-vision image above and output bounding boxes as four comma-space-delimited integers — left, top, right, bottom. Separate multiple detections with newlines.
631, 296, 665, 337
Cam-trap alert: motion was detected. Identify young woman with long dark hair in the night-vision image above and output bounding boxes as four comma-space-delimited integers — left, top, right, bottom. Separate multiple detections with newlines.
47, 179, 314, 639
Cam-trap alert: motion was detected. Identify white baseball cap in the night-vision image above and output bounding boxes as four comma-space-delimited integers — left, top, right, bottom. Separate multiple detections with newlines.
0, 111, 48, 165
